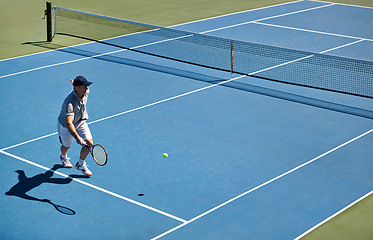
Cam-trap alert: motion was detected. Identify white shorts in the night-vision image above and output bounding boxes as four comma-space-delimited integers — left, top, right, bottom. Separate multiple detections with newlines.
57, 120, 93, 147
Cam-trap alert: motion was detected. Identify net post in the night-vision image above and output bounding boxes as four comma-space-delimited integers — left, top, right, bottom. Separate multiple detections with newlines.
230, 41, 234, 78
46, 2, 53, 42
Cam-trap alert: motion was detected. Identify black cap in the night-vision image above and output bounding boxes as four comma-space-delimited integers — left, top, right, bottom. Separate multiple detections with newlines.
73, 76, 92, 86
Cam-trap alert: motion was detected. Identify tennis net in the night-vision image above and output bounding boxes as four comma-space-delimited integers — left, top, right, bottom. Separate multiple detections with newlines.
50, 5, 373, 99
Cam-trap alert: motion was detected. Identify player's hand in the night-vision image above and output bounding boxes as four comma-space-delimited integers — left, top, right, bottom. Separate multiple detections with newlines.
76, 136, 86, 146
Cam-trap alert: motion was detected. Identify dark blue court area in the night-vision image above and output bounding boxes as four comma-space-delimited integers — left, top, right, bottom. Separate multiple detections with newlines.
1, 0, 373, 239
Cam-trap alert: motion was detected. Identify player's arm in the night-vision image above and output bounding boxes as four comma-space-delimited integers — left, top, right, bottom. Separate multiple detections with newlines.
65, 116, 85, 145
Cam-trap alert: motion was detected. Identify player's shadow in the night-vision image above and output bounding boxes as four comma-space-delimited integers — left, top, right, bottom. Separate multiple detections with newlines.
5, 164, 89, 215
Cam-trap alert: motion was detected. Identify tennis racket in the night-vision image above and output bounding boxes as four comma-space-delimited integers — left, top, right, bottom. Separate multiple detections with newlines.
84, 144, 108, 166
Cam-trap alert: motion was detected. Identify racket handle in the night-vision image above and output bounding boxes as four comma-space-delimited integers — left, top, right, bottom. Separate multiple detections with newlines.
81, 143, 92, 151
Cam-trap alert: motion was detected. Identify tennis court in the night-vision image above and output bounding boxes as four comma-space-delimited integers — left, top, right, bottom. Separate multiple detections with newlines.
1, 0, 373, 239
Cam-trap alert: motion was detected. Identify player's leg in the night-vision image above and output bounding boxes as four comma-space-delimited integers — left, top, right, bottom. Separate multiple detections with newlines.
57, 122, 73, 168
74, 121, 93, 176
60, 143, 70, 156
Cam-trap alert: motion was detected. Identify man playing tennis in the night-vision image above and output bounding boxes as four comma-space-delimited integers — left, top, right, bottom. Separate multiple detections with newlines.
57, 76, 93, 176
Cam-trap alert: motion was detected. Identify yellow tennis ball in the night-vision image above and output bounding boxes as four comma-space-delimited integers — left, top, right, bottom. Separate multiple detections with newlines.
163, 153, 168, 158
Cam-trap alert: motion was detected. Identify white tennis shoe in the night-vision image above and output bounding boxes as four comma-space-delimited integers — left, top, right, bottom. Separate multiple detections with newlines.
75, 161, 92, 176
60, 154, 73, 168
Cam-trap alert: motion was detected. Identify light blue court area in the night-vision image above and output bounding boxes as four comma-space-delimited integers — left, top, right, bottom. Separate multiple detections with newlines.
1, 1, 373, 239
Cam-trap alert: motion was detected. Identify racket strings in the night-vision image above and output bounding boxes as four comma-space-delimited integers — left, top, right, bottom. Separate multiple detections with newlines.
92, 145, 107, 165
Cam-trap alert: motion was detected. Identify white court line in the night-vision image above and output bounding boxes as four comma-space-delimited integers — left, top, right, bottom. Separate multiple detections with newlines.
171, 0, 304, 28
1, 132, 58, 151
0, 2, 336, 79
311, 0, 373, 10
0, 33, 194, 80
320, 39, 365, 53
294, 188, 373, 239
151, 128, 373, 240
201, 2, 335, 34
0, 149, 187, 223
0, 49, 125, 79
252, 21, 373, 42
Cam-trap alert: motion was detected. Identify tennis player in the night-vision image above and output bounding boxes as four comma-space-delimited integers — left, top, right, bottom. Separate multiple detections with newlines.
57, 76, 93, 176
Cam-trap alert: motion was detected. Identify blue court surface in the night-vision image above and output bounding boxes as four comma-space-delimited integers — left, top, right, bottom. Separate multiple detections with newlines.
1, 0, 373, 239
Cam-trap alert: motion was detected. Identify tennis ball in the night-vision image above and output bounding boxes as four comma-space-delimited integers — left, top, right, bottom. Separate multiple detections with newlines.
163, 153, 168, 158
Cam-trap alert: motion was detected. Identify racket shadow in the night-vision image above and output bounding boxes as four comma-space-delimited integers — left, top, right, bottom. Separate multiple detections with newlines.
46, 200, 76, 215
5, 164, 88, 215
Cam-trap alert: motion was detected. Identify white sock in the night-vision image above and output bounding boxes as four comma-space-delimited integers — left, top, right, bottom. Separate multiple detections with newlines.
78, 159, 85, 165
61, 153, 67, 159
